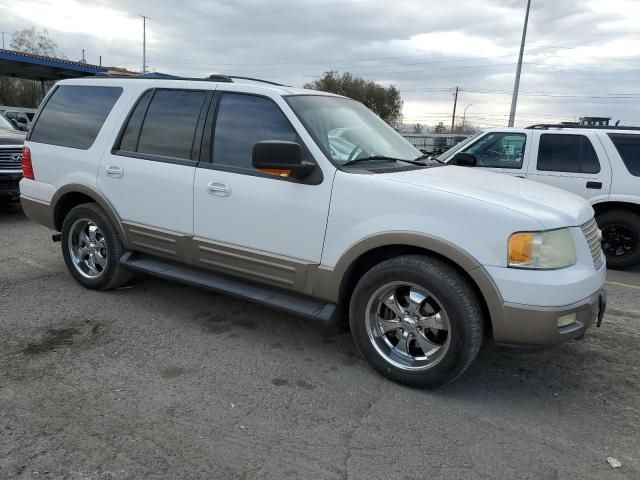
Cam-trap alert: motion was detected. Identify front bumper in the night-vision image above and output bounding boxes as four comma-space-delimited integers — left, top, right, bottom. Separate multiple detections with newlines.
0, 172, 22, 201
493, 288, 606, 348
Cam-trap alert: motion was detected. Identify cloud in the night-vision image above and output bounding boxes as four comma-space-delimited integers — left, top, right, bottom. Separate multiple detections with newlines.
3, 0, 640, 126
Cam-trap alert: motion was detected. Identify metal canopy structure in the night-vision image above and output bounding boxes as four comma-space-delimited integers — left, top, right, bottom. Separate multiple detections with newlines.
0, 48, 109, 100
0, 48, 107, 80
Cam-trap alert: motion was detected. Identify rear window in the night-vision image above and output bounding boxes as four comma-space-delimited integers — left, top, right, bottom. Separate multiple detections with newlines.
608, 133, 640, 177
537, 134, 600, 174
30, 85, 122, 149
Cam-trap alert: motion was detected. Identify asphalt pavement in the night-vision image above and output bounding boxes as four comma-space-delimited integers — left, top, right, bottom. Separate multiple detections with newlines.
1, 203, 639, 480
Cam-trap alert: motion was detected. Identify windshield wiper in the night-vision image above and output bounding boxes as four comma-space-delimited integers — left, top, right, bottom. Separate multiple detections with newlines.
342, 155, 425, 167
414, 153, 444, 164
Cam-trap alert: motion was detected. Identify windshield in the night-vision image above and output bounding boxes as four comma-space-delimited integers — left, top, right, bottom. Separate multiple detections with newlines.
286, 95, 421, 165
437, 131, 483, 162
0, 113, 17, 131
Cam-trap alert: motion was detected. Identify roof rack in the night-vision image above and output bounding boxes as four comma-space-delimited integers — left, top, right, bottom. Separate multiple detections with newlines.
526, 123, 640, 131
225, 75, 285, 86
94, 71, 286, 86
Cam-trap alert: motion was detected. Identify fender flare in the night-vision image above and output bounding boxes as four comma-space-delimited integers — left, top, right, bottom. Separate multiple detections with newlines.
50, 183, 128, 243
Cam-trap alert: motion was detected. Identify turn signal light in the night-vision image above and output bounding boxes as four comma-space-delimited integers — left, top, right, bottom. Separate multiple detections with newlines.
22, 146, 34, 180
508, 232, 535, 265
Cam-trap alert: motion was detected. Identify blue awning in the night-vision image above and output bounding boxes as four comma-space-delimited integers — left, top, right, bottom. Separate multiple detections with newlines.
0, 48, 108, 81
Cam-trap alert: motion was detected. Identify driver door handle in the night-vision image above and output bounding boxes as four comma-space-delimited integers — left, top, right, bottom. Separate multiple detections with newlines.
207, 181, 232, 197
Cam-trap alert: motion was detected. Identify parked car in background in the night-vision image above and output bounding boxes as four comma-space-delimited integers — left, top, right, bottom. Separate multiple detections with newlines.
0, 106, 37, 132
441, 125, 640, 269
0, 112, 26, 202
20, 77, 606, 387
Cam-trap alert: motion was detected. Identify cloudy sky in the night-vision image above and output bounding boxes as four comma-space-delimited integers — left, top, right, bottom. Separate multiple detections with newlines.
2, 0, 640, 127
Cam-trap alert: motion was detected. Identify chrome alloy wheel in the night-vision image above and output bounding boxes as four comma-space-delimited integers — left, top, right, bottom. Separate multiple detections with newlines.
365, 282, 451, 371
68, 218, 108, 279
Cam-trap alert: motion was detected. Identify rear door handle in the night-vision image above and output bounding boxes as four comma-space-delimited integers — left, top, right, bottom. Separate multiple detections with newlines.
105, 164, 124, 179
207, 181, 231, 197
586, 181, 602, 189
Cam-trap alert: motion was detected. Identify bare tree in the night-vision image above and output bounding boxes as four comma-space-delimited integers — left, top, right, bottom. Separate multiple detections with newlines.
0, 28, 64, 107
10, 27, 63, 57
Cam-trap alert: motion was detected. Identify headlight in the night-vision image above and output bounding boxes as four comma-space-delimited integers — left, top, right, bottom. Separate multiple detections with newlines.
508, 228, 576, 269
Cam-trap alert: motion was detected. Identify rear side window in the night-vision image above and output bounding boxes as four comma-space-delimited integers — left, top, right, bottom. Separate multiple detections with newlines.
537, 134, 600, 174
212, 93, 297, 170
608, 133, 640, 177
136, 90, 207, 160
30, 85, 122, 149
118, 90, 153, 152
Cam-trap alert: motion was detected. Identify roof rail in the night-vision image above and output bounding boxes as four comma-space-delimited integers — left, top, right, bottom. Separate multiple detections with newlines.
206, 74, 233, 83
526, 123, 640, 131
225, 75, 286, 86
93, 72, 286, 86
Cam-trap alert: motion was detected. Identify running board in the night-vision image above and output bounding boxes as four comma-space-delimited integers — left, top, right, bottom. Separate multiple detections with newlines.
119, 252, 340, 325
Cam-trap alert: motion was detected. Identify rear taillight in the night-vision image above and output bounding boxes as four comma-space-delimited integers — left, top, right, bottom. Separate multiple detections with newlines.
22, 146, 34, 180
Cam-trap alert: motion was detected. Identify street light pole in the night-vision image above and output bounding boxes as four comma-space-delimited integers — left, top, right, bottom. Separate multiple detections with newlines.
508, 0, 532, 127
139, 15, 149, 74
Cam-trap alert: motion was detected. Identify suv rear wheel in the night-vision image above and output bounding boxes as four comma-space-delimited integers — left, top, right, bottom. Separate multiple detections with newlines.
597, 209, 640, 270
349, 255, 484, 388
61, 203, 133, 289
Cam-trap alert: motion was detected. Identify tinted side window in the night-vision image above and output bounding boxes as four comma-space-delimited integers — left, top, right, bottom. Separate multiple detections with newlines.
212, 93, 297, 169
463, 132, 526, 168
537, 134, 600, 174
118, 90, 153, 152
608, 133, 640, 177
30, 85, 122, 149
137, 90, 207, 160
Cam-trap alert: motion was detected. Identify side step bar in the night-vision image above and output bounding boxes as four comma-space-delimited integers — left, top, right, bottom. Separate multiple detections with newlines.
120, 252, 340, 325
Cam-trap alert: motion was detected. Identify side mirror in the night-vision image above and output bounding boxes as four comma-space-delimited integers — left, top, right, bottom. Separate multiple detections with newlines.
252, 141, 315, 179
450, 152, 477, 166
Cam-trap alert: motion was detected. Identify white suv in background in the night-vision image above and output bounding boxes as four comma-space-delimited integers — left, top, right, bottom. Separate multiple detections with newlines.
20, 76, 606, 387
441, 125, 640, 269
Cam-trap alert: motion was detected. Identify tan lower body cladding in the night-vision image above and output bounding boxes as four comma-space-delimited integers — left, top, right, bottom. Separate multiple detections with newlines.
123, 222, 315, 293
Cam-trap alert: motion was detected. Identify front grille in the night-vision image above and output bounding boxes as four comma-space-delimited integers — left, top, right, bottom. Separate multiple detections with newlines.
0, 147, 23, 170
581, 218, 604, 270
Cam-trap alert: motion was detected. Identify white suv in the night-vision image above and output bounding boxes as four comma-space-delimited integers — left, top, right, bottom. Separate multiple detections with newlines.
20, 76, 607, 387
440, 125, 640, 269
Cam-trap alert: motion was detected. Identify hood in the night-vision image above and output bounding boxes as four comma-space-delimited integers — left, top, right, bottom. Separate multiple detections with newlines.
0, 129, 27, 145
380, 165, 593, 229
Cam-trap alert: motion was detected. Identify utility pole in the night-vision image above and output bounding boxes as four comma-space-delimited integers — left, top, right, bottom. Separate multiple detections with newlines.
508, 0, 532, 127
1, 32, 6, 49
451, 86, 459, 135
139, 15, 149, 74
82, 49, 85, 62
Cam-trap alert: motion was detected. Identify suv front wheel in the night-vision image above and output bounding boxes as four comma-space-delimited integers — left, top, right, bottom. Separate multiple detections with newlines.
61, 203, 133, 290
349, 255, 484, 388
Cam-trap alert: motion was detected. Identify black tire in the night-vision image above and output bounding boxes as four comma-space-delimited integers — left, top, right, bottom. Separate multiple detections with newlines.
596, 209, 640, 270
61, 202, 133, 290
349, 255, 484, 388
